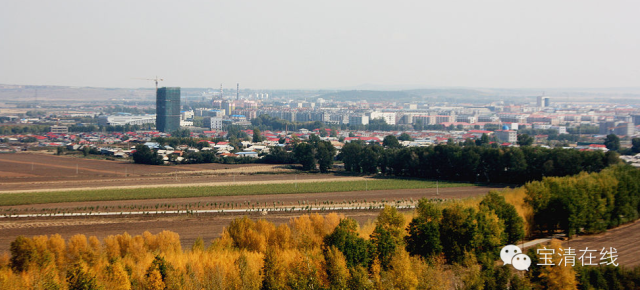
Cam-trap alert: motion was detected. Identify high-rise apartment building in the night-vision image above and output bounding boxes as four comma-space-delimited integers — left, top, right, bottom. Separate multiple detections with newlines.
537, 96, 550, 107
222, 100, 235, 116
156, 87, 181, 133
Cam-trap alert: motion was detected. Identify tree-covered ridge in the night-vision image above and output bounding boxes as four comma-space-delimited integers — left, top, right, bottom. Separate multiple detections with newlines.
526, 165, 640, 237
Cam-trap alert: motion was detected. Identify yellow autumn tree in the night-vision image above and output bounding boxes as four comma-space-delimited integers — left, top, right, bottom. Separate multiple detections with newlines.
537, 239, 578, 290
66, 234, 88, 264
145, 269, 164, 290
381, 248, 418, 290
324, 246, 350, 290
46, 234, 66, 270
102, 260, 131, 290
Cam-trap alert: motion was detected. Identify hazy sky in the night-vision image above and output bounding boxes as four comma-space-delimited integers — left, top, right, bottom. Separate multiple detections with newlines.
1, 1, 639, 89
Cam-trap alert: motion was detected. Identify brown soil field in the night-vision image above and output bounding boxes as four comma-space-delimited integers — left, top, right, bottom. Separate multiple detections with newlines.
0, 153, 333, 192
0, 186, 502, 253
561, 219, 640, 268
0, 210, 387, 255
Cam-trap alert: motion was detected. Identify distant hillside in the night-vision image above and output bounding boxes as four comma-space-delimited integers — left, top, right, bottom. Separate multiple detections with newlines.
316, 90, 420, 102
316, 89, 496, 103
0, 85, 154, 103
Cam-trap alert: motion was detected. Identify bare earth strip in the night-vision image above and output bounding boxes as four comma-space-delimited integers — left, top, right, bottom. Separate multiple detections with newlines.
561, 219, 640, 268
0, 153, 276, 187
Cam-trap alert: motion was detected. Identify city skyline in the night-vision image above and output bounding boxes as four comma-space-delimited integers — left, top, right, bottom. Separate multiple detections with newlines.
1, 1, 639, 90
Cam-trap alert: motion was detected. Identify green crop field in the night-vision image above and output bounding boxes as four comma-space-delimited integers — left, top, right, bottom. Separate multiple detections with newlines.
0, 179, 474, 206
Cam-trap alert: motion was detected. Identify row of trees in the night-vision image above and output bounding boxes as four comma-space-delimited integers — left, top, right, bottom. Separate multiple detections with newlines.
339, 142, 618, 184
525, 164, 640, 237
262, 135, 337, 172
604, 134, 640, 155
0, 125, 51, 135
0, 123, 157, 136
293, 135, 337, 172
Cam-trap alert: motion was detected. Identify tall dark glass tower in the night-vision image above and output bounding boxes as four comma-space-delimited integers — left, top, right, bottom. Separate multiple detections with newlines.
156, 87, 180, 133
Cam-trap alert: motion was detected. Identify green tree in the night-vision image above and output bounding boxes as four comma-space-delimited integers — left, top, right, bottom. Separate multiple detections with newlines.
479, 191, 524, 244
324, 219, 373, 269
440, 204, 478, 263
252, 127, 264, 143
340, 142, 363, 172
171, 128, 190, 138
132, 145, 163, 165
631, 138, 640, 154
316, 141, 336, 173
474, 206, 505, 261
604, 134, 620, 151
517, 134, 534, 146
405, 199, 443, 260
398, 132, 413, 141
382, 135, 401, 148
370, 206, 405, 269
293, 142, 316, 171
263, 146, 295, 164
476, 133, 490, 146
10, 236, 37, 272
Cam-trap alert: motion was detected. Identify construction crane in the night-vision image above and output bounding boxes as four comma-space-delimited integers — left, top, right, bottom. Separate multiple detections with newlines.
134, 76, 163, 91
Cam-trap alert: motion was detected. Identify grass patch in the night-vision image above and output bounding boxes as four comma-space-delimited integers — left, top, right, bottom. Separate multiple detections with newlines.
0, 179, 474, 206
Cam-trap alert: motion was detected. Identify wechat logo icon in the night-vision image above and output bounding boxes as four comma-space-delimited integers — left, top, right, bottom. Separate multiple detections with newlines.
501, 244, 531, 271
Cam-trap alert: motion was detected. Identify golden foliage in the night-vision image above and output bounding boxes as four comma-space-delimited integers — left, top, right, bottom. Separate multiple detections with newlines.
503, 187, 535, 236
0, 209, 586, 289
325, 246, 350, 289
538, 239, 578, 290
381, 249, 419, 290
66, 234, 88, 264
144, 268, 165, 290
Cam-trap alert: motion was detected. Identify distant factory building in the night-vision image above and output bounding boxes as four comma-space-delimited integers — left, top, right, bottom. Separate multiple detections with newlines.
50, 125, 68, 134
156, 87, 181, 133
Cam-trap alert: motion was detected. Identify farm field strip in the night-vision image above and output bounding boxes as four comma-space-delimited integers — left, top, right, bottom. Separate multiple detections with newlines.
0, 175, 367, 194
0, 153, 281, 184
0, 202, 417, 218
0, 178, 473, 206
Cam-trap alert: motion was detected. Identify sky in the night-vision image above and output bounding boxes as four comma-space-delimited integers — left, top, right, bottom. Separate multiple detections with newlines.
1, 1, 639, 90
